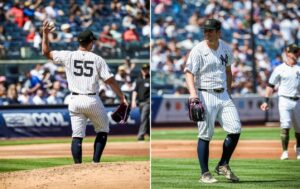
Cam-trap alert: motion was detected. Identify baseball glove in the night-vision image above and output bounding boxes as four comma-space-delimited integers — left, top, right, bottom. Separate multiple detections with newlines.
111, 103, 131, 124
188, 97, 205, 122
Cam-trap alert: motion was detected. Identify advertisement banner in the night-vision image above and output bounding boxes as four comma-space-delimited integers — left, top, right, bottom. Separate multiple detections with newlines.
0, 105, 140, 138
152, 95, 284, 124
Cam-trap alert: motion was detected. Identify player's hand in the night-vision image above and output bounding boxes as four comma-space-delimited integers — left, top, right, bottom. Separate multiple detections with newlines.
260, 102, 269, 111
189, 95, 198, 99
42, 20, 54, 34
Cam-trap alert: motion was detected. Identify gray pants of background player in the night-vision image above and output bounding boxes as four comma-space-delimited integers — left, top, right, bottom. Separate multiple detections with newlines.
137, 101, 150, 139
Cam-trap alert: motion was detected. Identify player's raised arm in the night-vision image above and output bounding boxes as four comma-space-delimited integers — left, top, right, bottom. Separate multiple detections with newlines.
104, 77, 128, 105
42, 20, 54, 60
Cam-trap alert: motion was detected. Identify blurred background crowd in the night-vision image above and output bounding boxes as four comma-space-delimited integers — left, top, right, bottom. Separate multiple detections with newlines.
151, 0, 300, 96
0, 0, 149, 105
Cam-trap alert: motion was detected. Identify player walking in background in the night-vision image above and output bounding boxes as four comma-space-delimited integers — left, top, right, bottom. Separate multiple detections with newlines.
261, 44, 300, 160
131, 64, 150, 141
185, 19, 241, 183
42, 21, 128, 164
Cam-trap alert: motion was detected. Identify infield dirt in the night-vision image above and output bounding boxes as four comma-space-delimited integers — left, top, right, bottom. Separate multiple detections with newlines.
0, 161, 149, 189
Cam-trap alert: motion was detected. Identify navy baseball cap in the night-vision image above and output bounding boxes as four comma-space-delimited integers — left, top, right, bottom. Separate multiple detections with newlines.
78, 30, 97, 42
285, 44, 299, 53
141, 64, 150, 70
202, 19, 221, 30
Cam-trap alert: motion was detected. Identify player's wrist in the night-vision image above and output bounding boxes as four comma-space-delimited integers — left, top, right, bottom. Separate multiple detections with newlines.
264, 97, 270, 104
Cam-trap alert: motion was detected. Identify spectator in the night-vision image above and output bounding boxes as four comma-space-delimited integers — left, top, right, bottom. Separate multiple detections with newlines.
18, 88, 31, 104
6, 2, 25, 28
123, 25, 139, 42
24, 71, 43, 95
45, 1, 59, 19
98, 25, 117, 49
115, 65, 131, 85
59, 23, 73, 42
32, 89, 46, 105
0, 83, 8, 106
6, 84, 19, 105
30, 63, 44, 80
46, 88, 63, 104
121, 56, 136, 74
270, 54, 283, 70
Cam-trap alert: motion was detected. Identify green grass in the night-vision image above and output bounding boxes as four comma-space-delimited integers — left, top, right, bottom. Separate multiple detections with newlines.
152, 158, 300, 189
152, 127, 296, 140
0, 156, 149, 173
0, 136, 149, 146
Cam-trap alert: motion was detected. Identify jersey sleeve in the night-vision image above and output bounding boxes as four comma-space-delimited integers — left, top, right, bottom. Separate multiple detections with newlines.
52, 51, 70, 65
98, 57, 114, 81
268, 67, 280, 86
184, 47, 201, 75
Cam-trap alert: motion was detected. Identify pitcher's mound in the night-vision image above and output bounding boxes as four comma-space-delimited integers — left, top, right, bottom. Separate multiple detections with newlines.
0, 161, 149, 189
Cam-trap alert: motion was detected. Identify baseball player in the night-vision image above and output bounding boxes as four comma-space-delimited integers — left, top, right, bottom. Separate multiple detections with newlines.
185, 19, 241, 183
42, 21, 128, 164
261, 44, 300, 160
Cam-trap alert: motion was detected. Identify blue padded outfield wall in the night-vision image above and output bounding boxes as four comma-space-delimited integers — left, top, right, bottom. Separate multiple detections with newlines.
151, 95, 294, 125
0, 105, 140, 138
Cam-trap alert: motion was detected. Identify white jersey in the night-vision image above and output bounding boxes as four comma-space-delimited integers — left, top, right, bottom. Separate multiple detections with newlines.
185, 39, 234, 89
269, 63, 300, 98
52, 50, 113, 94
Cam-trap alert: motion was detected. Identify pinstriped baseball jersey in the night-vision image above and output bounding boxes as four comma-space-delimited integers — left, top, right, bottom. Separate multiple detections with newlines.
185, 39, 234, 89
268, 63, 300, 132
52, 50, 113, 137
268, 63, 300, 98
185, 40, 241, 141
52, 50, 113, 94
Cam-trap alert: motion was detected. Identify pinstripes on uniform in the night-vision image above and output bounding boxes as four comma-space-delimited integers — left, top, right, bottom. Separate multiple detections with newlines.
185, 39, 241, 140
185, 40, 234, 89
269, 63, 300, 131
53, 50, 113, 94
52, 50, 112, 137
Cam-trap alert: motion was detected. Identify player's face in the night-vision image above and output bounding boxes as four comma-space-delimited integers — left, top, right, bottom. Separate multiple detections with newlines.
286, 51, 298, 64
203, 29, 219, 41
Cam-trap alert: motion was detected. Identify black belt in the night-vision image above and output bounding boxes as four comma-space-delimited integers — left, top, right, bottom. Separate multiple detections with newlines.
72, 92, 96, 95
282, 96, 299, 101
198, 88, 225, 93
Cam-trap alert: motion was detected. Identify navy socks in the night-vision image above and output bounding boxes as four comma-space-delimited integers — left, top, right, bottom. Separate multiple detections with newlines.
197, 138, 210, 174
218, 133, 240, 166
71, 137, 83, 164
93, 132, 108, 163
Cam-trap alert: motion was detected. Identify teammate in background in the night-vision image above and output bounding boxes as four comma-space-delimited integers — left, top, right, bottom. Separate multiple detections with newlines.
131, 64, 150, 141
42, 21, 128, 164
261, 44, 300, 160
185, 19, 241, 183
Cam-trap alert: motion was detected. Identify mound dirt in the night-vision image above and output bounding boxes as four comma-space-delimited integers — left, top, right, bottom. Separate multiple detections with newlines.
0, 161, 149, 189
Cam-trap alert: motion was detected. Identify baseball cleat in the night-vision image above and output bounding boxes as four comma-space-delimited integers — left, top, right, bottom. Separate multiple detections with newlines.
199, 171, 218, 183
215, 164, 239, 182
280, 150, 289, 160
294, 145, 300, 160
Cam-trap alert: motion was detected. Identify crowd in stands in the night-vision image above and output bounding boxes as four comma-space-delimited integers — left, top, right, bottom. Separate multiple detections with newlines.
0, 0, 149, 106
0, 56, 142, 105
151, 0, 300, 96
0, 0, 150, 59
